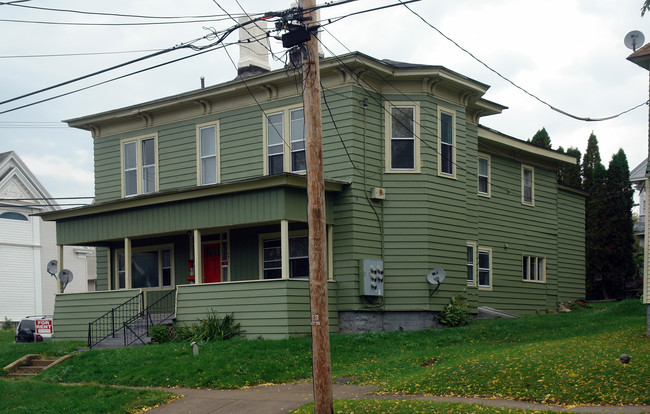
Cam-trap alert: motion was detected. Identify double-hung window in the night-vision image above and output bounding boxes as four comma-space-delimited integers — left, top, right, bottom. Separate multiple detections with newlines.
522, 165, 534, 206
122, 135, 157, 197
386, 102, 420, 172
264, 107, 306, 175
478, 155, 490, 196
438, 108, 456, 178
198, 123, 219, 185
522, 255, 545, 282
262, 235, 309, 279
478, 248, 492, 289
467, 243, 476, 285
116, 246, 173, 289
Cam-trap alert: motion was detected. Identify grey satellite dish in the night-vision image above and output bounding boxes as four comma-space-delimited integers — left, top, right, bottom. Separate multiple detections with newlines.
427, 268, 446, 285
46, 260, 58, 277
624, 30, 645, 52
59, 269, 73, 293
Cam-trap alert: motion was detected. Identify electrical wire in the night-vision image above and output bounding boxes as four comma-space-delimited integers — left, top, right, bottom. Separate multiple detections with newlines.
0, 17, 235, 27
0, 49, 164, 59
397, 0, 649, 122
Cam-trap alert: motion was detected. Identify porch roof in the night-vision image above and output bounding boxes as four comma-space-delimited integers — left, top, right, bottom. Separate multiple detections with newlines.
41, 174, 347, 246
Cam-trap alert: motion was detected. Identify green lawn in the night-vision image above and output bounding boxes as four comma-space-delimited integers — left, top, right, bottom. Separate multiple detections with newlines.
29, 299, 649, 407
292, 400, 555, 414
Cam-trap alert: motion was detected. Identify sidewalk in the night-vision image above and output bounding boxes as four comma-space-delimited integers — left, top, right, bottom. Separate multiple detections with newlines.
146, 382, 650, 414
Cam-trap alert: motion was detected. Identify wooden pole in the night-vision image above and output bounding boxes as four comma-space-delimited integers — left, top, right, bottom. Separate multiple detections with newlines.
300, 0, 333, 412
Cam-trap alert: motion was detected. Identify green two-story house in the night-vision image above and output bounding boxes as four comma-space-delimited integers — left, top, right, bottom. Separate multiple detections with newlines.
42, 51, 585, 341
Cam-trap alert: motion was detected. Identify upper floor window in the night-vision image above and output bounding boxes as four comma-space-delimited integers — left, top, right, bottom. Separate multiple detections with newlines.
264, 106, 305, 175
522, 165, 534, 206
478, 154, 490, 196
0, 212, 28, 221
522, 255, 545, 283
386, 102, 420, 173
478, 248, 492, 289
197, 123, 219, 185
122, 135, 157, 197
438, 108, 456, 178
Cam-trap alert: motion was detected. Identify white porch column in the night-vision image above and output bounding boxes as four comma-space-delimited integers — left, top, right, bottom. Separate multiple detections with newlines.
194, 229, 203, 284
281, 219, 289, 279
124, 237, 132, 289
56, 245, 64, 294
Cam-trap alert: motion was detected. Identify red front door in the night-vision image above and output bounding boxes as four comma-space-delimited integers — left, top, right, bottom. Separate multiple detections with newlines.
203, 244, 221, 283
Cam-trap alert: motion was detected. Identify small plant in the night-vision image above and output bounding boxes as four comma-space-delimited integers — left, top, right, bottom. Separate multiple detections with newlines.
438, 292, 472, 327
1, 317, 13, 331
149, 325, 171, 343
168, 310, 241, 343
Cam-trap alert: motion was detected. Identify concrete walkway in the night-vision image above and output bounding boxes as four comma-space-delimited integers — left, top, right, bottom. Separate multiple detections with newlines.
146, 382, 650, 413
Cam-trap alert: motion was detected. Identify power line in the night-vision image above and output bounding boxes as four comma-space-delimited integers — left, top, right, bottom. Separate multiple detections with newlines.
0, 17, 235, 27
398, 0, 649, 122
2, 3, 245, 20
0, 49, 163, 59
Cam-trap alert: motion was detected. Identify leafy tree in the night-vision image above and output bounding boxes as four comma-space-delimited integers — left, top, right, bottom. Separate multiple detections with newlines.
585, 162, 608, 299
600, 149, 635, 299
530, 127, 552, 149
643, 0, 650, 16
557, 146, 582, 188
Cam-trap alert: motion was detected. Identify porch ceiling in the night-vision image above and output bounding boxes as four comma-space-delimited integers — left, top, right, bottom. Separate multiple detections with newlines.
42, 174, 345, 246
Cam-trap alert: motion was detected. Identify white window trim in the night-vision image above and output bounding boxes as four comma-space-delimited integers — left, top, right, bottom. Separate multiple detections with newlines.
478, 247, 492, 291
258, 230, 309, 280
120, 134, 159, 198
114, 244, 174, 290
478, 153, 491, 197
196, 121, 220, 186
467, 241, 477, 287
262, 104, 305, 176
385, 101, 421, 173
522, 254, 546, 283
521, 164, 535, 206
437, 107, 456, 179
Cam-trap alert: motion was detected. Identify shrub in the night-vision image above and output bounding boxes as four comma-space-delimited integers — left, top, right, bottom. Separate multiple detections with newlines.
438, 292, 472, 327
1, 317, 13, 331
149, 325, 172, 343
168, 310, 240, 343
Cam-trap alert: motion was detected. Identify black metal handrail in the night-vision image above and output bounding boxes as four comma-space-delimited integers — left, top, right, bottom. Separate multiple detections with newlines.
87, 292, 143, 349
122, 288, 176, 347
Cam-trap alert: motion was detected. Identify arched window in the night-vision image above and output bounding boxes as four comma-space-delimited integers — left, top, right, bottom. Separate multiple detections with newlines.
0, 212, 28, 221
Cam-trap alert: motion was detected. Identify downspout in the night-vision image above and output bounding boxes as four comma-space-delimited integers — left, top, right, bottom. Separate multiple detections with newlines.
362, 99, 385, 262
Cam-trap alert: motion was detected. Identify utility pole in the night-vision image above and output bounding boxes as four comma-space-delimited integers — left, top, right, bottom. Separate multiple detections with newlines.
300, 0, 334, 411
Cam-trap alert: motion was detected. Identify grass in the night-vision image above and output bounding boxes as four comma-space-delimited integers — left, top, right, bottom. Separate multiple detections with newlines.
0, 330, 84, 368
3, 300, 648, 411
292, 400, 555, 414
0, 379, 175, 413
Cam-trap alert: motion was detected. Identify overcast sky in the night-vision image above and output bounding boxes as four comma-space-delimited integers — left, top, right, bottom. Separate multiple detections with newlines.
1, 0, 649, 204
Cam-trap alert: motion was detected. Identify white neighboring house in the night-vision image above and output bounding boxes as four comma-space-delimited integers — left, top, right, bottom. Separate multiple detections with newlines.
0, 151, 96, 322
631, 158, 647, 247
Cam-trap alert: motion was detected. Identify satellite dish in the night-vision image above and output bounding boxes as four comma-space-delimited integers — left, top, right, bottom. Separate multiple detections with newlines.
427, 268, 446, 285
46, 260, 58, 277
624, 30, 645, 52
59, 269, 73, 292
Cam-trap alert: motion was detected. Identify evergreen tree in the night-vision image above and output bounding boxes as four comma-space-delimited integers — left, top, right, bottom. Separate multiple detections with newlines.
601, 149, 635, 299
583, 133, 606, 299
582, 132, 601, 191
530, 127, 552, 149
557, 146, 582, 188
585, 162, 607, 299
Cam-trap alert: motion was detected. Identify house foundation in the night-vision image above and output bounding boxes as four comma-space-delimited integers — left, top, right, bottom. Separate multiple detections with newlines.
339, 311, 440, 334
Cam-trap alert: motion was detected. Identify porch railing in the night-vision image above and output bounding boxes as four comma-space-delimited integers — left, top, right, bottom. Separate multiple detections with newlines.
122, 288, 176, 347
87, 292, 144, 348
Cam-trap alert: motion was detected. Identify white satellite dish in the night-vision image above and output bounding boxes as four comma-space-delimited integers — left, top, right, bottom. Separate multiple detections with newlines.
427, 268, 446, 285
59, 269, 74, 292
624, 30, 645, 52
46, 259, 58, 277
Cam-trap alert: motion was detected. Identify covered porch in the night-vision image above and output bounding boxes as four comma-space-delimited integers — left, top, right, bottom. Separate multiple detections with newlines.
42, 174, 345, 340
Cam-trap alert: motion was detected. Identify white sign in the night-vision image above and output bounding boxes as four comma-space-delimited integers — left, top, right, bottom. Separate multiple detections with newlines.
35, 319, 53, 335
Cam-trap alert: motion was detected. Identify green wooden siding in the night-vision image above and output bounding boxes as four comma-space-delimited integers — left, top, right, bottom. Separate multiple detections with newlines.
175, 280, 338, 339
557, 189, 586, 301
53, 290, 141, 341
